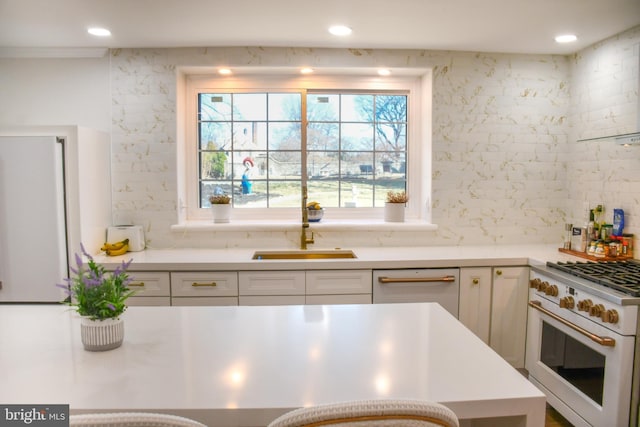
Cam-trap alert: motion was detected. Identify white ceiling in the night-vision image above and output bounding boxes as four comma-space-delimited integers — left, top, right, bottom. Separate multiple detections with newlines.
1, 0, 639, 56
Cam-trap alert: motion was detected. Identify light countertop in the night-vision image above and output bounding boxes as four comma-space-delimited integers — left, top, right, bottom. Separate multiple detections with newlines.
0, 303, 545, 426
93, 244, 580, 271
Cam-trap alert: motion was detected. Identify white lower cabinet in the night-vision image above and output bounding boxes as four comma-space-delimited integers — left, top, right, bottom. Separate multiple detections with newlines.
171, 297, 238, 306
489, 266, 529, 368
306, 294, 371, 305
170, 272, 238, 306
238, 270, 372, 305
126, 272, 171, 306
459, 266, 529, 368
306, 270, 372, 304
458, 267, 492, 344
238, 271, 305, 306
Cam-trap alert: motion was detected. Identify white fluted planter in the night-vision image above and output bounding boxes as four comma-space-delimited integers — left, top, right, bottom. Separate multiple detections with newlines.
80, 317, 124, 351
384, 202, 405, 222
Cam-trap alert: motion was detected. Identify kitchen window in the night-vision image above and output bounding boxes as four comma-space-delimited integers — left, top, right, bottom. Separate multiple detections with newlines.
183, 71, 431, 223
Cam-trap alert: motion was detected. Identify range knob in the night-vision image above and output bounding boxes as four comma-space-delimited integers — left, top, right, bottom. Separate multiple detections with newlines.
529, 278, 541, 289
602, 309, 619, 324
559, 296, 575, 309
577, 299, 593, 312
589, 304, 605, 317
537, 281, 549, 292
545, 284, 559, 297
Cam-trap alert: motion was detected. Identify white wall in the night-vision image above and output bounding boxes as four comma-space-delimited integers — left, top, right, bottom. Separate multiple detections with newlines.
0, 56, 111, 132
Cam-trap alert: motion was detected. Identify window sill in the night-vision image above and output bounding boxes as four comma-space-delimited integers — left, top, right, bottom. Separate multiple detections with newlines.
171, 219, 438, 233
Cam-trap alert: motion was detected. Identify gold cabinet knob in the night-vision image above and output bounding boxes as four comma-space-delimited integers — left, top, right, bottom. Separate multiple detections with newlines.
472, 278, 479, 285
496, 270, 503, 276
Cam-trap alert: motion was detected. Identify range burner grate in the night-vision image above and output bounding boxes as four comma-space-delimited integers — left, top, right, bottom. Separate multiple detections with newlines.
547, 260, 640, 296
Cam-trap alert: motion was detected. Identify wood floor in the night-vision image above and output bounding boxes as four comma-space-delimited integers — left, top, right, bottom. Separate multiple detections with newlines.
545, 404, 574, 426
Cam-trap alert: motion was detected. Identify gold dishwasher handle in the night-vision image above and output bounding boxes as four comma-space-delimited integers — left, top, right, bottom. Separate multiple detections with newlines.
529, 300, 615, 347
192, 282, 217, 287
378, 275, 456, 284
128, 282, 145, 287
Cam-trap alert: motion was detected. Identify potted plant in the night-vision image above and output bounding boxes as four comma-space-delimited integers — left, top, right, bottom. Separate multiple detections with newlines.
384, 190, 408, 222
209, 194, 232, 223
57, 244, 134, 351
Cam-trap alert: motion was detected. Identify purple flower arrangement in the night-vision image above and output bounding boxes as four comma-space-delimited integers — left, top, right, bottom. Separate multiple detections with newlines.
57, 244, 135, 320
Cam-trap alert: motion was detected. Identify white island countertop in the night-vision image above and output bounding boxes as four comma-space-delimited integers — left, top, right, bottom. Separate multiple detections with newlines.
93, 243, 581, 271
0, 303, 545, 427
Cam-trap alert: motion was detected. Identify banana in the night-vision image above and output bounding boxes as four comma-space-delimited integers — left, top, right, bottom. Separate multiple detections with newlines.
101, 238, 130, 252
306, 201, 321, 210
106, 243, 129, 256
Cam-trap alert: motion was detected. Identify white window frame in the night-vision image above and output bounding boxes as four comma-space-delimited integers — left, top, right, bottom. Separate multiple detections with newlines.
179, 69, 432, 225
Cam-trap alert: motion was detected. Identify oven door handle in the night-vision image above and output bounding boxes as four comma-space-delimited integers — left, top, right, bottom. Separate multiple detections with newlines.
529, 300, 616, 347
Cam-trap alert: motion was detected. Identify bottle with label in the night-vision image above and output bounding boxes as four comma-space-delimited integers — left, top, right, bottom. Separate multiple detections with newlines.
587, 210, 595, 245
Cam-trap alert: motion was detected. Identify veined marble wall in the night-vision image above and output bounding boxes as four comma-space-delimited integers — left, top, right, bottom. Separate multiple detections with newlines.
110, 26, 638, 249
566, 26, 640, 250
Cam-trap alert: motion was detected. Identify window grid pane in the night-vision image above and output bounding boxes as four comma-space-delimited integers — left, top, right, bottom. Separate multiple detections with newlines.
198, 91, 407, 209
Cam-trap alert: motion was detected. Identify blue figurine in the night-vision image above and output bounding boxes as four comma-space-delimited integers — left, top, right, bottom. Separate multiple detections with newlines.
241, 157, 254, 194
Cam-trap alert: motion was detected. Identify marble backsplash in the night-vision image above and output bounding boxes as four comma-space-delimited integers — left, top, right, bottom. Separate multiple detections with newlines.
109, 26, 639, 251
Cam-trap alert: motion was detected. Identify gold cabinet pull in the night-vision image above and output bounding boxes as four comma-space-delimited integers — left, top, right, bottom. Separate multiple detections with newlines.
495, 270, 503, 276
378, 276, 456, 284
472, 278, 479, 285
192, 282, 217, 287
529, 300, 615, 347
128, 282, 145, 287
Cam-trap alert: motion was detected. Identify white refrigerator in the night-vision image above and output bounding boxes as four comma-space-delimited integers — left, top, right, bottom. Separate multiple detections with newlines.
0, 136, 68, 302
0, 127, 112, 303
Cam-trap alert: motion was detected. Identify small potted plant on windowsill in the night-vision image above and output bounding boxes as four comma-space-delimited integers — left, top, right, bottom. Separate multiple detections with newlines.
384, 190, 408, 222
209, 194, 232, 223
57, 244, 134, 351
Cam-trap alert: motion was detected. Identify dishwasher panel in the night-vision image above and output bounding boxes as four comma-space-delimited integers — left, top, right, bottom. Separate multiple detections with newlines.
373, 268, 459, 317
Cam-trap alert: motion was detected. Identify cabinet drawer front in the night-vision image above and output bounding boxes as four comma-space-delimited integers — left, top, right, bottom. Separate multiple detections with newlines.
171, 297, 238, 306
306, 294, 372, 305
127, 272, 170, 296
239, 271, 305, 295
127, 296, 171, 306
239, 295, 305, 306
306, 270, 372, 295
171, 272, 238, 297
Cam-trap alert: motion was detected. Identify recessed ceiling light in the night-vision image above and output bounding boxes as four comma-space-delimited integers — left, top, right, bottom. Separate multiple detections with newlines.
328, 25, 352, 36
300, 67, 314, 74
87, 27, 111, 37
555, 34, 577, 43
377, 69, 391, 76
218, 68, 232, 75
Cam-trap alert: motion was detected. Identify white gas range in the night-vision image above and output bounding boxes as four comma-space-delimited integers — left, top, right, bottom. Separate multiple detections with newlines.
527, 260, 640, 427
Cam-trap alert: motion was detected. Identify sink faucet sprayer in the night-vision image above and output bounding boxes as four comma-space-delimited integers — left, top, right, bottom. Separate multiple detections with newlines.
301, 185, 314, 250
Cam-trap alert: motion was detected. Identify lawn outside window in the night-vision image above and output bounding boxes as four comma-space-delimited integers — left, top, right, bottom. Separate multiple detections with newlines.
181, 70, 432, 225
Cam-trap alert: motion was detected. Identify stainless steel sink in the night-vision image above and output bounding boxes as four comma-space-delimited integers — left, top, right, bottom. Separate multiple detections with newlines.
252, 249, 357, 260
